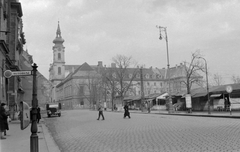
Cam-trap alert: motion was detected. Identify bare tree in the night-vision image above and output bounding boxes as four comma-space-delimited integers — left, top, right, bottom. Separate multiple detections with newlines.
181, 51, 204, 94
103, 68, 118, 111
231, 75, 240, 84
105, 54, 139, 107
212, 73, 224, 86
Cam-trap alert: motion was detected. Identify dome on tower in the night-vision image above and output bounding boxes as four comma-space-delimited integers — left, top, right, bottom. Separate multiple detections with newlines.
53, 21, 64, 43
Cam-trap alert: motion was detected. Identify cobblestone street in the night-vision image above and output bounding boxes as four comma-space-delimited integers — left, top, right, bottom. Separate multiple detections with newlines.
44, 110, 240, 152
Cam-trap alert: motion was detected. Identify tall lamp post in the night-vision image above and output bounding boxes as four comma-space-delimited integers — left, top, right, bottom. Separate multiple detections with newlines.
156, 25, 173, 113
198, 57, 210, 114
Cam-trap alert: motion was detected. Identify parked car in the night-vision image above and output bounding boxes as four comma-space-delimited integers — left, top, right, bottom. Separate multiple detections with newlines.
46, 103, 61, 117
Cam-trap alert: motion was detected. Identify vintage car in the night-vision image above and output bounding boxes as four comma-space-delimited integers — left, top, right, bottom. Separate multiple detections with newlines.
46, 103, 61, 117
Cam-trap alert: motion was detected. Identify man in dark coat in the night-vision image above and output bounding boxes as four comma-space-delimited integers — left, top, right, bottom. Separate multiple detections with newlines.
37, 106, 41, 123
124, 103, 131, 119
0, 103, 9, 139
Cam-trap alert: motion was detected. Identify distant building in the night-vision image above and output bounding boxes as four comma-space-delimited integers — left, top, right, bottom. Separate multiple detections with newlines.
49, 23, 203, 109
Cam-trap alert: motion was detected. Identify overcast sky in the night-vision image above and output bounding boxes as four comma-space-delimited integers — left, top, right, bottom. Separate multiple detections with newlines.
20, 0, 240, 84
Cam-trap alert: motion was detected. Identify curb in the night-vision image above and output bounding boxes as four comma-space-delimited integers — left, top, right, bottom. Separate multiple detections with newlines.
157, 113, 240, 119
41, 121, 61, 152
106, 110, 240, 119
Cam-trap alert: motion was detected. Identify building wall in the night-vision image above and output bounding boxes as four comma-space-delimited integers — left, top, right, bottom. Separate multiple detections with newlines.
0, 0, 10, 104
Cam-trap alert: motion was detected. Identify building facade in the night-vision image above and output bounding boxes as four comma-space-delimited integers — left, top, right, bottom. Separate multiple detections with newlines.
1, 0, 52, 119
0, 0, 25, 119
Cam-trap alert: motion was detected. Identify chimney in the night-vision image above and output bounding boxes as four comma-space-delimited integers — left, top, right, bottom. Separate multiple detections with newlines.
98, 61, 103, 67
111, 63, 116, 68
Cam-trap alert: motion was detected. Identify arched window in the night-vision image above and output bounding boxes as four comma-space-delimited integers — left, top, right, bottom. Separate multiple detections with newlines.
146, 74, 149, 79
58, 67, 61, 75
58, 53, 61, 60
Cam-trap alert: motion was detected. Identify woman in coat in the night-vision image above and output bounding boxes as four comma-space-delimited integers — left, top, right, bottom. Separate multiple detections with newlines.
0, 103, 9, 139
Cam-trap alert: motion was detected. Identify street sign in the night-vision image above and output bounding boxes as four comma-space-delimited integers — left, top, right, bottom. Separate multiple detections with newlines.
4, 70, 12, 78
226, 85, 233, 93
4, 70, 32, 78
12, 71, 32, 76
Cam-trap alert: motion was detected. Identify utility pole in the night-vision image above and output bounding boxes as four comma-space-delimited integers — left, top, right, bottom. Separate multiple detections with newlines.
198, 57, 210, 114
156, 25, 173, 113
140, 67, 145, 112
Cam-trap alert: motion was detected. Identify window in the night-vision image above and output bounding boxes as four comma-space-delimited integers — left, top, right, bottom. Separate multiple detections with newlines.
112, 73, 116, 78
147, 82, 150, 86
154, 82, 156, 86
136, 74, 140, 78
79, 86, 84, 95
80, 98, 84, 105
129, 74, 132, 78
58, 53, 61, 60
146, 74, 149, 79
58, 67, 61, 75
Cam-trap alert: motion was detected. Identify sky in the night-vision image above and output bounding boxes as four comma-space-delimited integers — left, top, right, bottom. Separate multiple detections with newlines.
20, 0, 240, 85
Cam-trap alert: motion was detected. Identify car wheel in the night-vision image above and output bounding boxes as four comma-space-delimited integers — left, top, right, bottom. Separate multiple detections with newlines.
48, 114, 51, 117
58, 113, 61, 117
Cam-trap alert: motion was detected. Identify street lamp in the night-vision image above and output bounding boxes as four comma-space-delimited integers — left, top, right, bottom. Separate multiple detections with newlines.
198, 57, 210, 114
156, 25, 173, 113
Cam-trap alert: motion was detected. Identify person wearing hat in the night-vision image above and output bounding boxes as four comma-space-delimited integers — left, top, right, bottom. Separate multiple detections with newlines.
97, 101, 105, 120
0, 103, 9, 139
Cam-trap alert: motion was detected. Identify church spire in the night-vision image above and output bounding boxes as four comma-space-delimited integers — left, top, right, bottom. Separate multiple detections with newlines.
56, 21, 61, 38
53, 21, 64, 43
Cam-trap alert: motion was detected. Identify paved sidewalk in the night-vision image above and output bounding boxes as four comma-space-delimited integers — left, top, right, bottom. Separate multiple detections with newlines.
0, 119, 60, 152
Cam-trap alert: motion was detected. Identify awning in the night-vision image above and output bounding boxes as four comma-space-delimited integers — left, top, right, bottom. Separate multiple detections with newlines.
210, 94, 222, 98
156, 93, 168, 100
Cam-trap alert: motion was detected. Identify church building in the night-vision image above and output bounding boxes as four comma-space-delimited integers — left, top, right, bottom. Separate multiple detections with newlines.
49, 22, 203, 110
49, 22, 80, 102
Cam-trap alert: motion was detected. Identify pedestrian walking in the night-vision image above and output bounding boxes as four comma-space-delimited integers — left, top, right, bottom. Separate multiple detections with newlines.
123, 103, 131, 118
37, 106, 41, 123
97, 101, 105, 120
0, 103, 9, 139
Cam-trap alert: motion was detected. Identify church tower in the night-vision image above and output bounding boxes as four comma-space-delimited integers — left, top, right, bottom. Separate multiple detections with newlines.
49, 21, 65, 86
